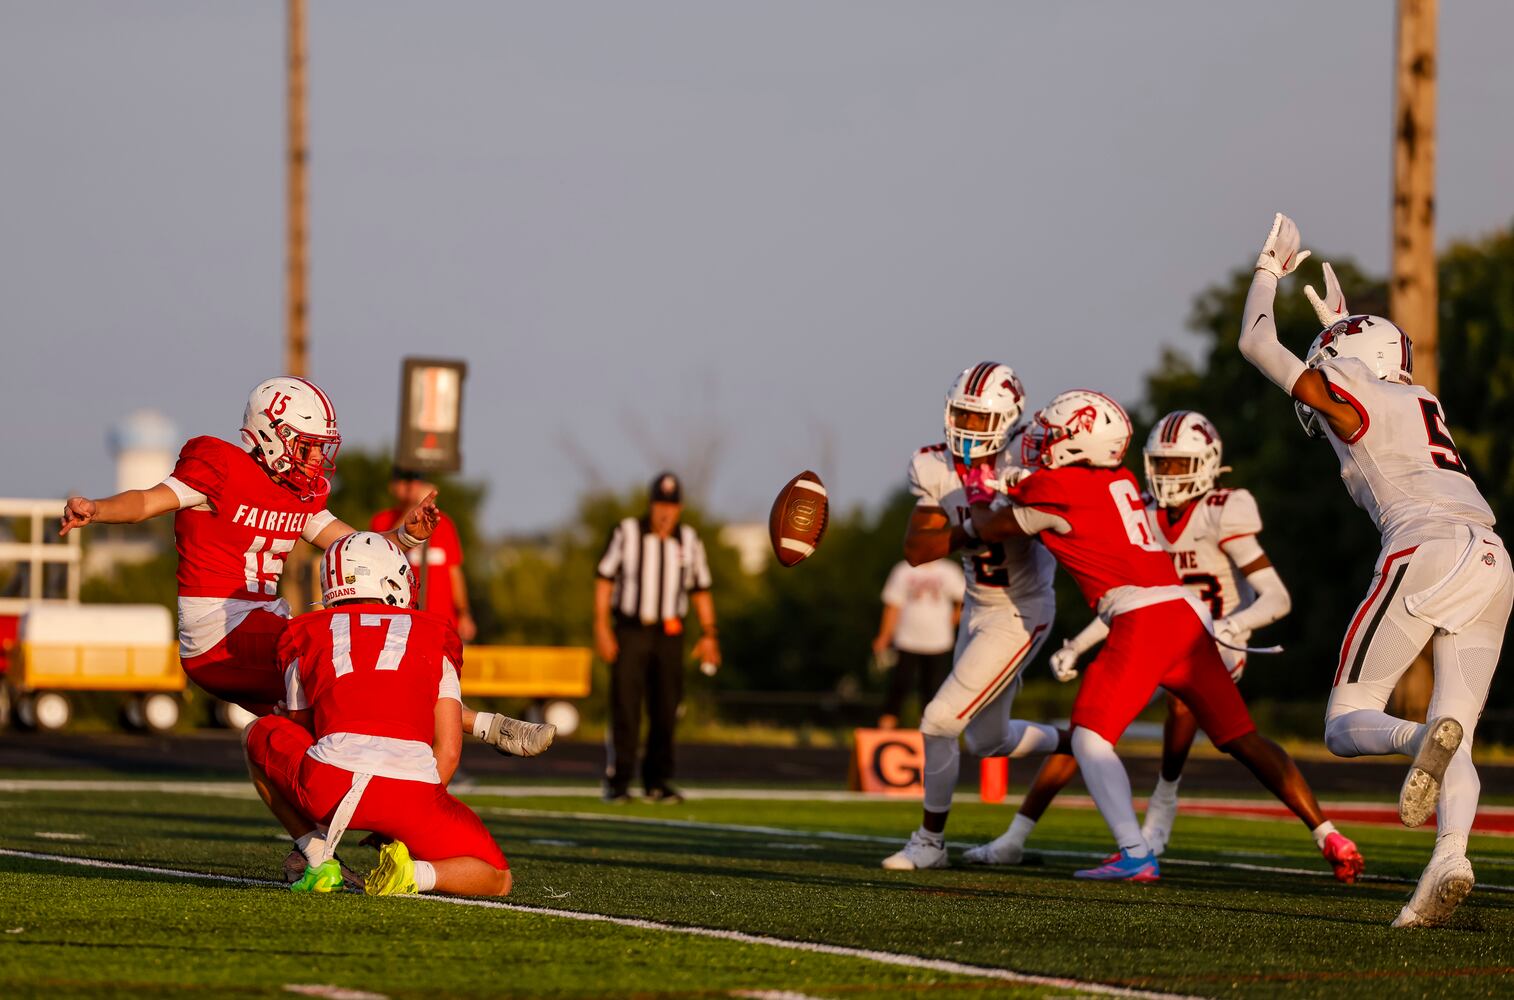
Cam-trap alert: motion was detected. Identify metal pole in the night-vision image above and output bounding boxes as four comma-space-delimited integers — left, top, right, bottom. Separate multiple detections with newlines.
1389, 0, 1438, 721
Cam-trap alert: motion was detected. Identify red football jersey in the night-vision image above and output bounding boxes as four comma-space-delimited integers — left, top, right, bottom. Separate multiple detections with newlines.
169, 436, 331, 600
278, 607, 461, 745
1006, 465, 1178, 607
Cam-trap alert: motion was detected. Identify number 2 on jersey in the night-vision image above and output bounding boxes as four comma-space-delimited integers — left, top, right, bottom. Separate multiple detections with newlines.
1419, 399, 1471, 476
329, 613, 412, 677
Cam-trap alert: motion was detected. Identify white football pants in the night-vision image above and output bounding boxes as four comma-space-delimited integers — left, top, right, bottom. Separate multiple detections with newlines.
1325, 529, 1512, 837
919, 595, 1057, 813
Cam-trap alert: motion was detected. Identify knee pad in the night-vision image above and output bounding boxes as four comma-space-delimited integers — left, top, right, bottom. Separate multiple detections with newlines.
919, 698, 967, 739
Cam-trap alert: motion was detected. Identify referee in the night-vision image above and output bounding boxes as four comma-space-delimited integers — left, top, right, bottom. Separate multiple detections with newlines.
593, 472, 720, 803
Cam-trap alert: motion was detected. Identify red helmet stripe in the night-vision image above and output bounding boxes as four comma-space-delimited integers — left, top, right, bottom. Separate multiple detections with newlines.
965, 362, 993, 396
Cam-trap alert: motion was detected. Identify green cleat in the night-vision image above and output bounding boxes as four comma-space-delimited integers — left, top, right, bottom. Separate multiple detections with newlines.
289, 858, 343, 894
365, 840, 419, 897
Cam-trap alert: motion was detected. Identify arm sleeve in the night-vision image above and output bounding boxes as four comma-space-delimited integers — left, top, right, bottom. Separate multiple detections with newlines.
160, 476, 208, 509
1238, 271, 1307, 393
595, 521, 625, 580
1066, 616, 1110, 656
1012, 506, 1071, 535
284, 659, 309, 711
169, 437, 229, 498
1225, 565, 1292, 633
438, 656, 462, 703
301, 509, 337, 544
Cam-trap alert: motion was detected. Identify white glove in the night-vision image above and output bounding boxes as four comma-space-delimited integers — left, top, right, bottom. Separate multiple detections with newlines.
1212, 616, 1245, 650
1254, 212, 1311, 280
1303, 261, 1349, 326
1049, 641, 1081, 683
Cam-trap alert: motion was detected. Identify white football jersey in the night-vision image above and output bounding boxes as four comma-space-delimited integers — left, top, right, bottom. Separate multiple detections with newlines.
1149, 488, 1263, 620
1316, 357, 1495, 547
907, 443, 1056, 609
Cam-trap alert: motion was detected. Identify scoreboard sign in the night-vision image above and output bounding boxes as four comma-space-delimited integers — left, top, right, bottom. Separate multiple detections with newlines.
396, 357, 468, 474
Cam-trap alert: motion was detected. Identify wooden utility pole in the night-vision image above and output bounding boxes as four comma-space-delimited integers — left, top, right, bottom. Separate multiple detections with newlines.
1389, 0, 1438, 720
285, 0, 309, 378
283, 0, 315, 615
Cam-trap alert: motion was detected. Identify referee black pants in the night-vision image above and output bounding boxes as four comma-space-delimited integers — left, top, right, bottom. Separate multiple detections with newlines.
607, 622, 685, 795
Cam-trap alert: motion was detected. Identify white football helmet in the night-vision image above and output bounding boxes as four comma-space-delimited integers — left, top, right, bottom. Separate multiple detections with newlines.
320, 532, 415, 608
944, 362, 1026, 462
1022, 390, 1132, 470
241, 376, 342, 501
1295, 315, 1413, 437
1144, 411, 1227, 508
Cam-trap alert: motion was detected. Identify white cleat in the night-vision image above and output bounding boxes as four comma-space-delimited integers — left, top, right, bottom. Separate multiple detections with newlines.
1141, 795, 1179, 858
1392, 853, 1475, 928
962, 831, 1026, 866
484, 714, 557, 757
1400, 716, 1463, 828
881, 831, 948, 871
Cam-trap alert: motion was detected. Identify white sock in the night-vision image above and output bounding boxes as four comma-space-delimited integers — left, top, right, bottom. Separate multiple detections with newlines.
294, 831, 327, 868
413, 860, 437, 893
916, 826, 944, 847
1151, 776, 1180, 802
1433, 830, 1469, 860
1071, 727, 1148, 858
1438, 747, 1480, 836
471, 712, 496, 741
1325, 709, 1422, 757
1004, 812, 1036, 845
1310, 821, 1338, 849
921, 733, 960, 814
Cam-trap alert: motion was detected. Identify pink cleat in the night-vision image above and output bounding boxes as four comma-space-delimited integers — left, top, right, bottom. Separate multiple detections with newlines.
1322, 831, 1365, 884
1074, 849, 1160, 882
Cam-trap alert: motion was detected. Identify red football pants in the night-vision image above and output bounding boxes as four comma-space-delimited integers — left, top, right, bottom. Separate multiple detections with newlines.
1070, 600, 1256, 747
247, 715, 507, 870
179, 608, 290, 715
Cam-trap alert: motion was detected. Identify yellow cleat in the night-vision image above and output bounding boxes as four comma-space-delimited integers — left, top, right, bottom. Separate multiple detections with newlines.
365, 840, 418, 897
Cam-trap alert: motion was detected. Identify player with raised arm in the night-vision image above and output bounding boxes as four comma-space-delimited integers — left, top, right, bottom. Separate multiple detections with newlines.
57, 377, 552, 754
1238, 213, 1511, 927
965, 413, 1360, 880
245, 532, 511, 897
880, 363, 1064, 871
965, 390, 1355, 882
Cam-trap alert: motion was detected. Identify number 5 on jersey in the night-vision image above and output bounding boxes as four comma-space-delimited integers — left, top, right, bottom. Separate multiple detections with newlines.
330, 613, 413, 677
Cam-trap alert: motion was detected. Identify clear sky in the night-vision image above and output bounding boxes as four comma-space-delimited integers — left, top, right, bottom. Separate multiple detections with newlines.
6, 2, 1513, 532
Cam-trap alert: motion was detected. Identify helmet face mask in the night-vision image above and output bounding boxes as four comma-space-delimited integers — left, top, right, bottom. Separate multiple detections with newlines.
1022, 390, 1132, 470
1143, 410, 1225, 507
320, 532, 415, 608
241, 377, 342, 501
944, 363, 1025, 463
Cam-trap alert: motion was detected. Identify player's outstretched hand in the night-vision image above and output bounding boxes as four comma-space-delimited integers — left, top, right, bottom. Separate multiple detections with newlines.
1304, 261, 1349, 326
59, 497, 96, 536
403, 489, 441, 543
960, 463, 996, 506
1255, 212, 1311, 280
1049, 641, 1081, 683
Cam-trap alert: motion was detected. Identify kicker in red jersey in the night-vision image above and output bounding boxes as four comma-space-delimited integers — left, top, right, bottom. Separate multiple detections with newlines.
169, 436, 333, 600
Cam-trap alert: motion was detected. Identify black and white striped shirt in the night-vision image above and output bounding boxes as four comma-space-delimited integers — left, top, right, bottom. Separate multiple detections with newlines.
596, 517, 713, 625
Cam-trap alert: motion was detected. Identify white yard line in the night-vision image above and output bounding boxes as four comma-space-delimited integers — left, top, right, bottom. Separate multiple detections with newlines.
6, 778, 1513, 891
0, 848, 1201, 1000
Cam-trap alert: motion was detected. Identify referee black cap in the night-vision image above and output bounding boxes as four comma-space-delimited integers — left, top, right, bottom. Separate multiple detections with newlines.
649, 471, 682, 504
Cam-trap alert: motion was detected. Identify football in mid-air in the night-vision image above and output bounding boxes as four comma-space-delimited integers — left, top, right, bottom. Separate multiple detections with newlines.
768, 470, 829, 567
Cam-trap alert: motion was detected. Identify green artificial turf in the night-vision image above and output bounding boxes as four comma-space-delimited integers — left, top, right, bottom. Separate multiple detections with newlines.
1, 781, 1511, 999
